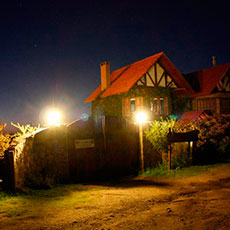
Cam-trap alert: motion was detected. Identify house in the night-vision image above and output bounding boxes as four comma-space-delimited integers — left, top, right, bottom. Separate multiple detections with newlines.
85, 52, 230, 121
183, 62, 230, 114
85, 52, 195, 121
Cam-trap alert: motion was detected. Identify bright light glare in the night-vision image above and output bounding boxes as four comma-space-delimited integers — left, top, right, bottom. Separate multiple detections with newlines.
46, 110, 61, 126
135, 111, 147, 124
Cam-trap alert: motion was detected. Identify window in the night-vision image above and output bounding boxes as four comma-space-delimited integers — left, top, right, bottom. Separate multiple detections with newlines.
150, 97, 168, 115
153, 98, 158, 113
130, 99, 136, 114
160, 98, 164, 114
122, 97, 144, 116
197, 98, 216, 112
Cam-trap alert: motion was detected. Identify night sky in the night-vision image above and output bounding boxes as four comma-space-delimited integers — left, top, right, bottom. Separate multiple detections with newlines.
0, 0, 229, 131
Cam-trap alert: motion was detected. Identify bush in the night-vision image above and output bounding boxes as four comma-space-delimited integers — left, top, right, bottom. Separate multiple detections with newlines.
143, 137, 162, 168
145, 118, 176, 153
11, 122, 42, 137
145, 115, 230, 169
144, 118, 177, 167
176, 115, 230, 164
0, 121, 10, 157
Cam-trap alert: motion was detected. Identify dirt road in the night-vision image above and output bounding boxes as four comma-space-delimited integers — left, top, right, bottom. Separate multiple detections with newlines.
1, 165, 230, 230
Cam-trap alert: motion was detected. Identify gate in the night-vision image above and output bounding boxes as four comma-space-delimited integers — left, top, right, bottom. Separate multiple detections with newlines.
67, 116, 139, 181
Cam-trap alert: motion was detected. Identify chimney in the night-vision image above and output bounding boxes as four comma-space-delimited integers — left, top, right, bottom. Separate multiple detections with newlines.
212, 56, 216, 66
100, 62, 110, 91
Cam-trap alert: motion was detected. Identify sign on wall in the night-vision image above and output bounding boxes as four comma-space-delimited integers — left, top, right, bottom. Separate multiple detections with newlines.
75, 139, 95, 149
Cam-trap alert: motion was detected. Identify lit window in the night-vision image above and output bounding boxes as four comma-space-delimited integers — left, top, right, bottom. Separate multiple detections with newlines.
130, 98, 136, 113
154, 98, 158, 114
150, 97, 168, 115
122, 97, 144, 116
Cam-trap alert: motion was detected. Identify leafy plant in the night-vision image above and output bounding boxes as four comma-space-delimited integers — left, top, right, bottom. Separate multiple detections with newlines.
145, 115, 230, 168
0, 121, 10, 157
145, 117, 176, 153
11, 122, 42, 137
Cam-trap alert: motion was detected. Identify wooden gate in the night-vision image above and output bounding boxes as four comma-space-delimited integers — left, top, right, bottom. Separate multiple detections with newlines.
67, 116, 139, 181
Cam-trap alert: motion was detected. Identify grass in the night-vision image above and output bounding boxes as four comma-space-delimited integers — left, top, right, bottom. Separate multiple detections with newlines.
0, 183, 98, 225
140, 163, 230, 178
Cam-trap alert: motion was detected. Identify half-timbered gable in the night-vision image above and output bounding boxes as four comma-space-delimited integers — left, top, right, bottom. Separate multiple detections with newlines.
215, 72, 230, 92
136, 62, 177, 88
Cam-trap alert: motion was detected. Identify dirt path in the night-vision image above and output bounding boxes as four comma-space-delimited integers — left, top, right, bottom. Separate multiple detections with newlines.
2, 165, 230, 230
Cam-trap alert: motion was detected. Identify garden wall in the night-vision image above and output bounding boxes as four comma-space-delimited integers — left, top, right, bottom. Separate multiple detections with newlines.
13, 127, 69, 189
12, 116, 139, 189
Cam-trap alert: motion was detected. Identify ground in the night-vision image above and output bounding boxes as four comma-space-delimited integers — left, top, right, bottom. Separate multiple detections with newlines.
1, 164, 230, 230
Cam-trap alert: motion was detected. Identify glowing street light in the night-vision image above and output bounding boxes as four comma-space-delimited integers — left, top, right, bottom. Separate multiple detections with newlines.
135, 111, 147, 174
46, 110, 61, 126
136, 111, 147, 124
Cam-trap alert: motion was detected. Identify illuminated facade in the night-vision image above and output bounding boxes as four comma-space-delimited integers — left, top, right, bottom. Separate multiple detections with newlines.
85, 52, 230, 120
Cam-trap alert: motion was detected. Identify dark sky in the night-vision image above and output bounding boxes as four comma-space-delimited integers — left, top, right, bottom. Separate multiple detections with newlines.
0, 0, 229, 129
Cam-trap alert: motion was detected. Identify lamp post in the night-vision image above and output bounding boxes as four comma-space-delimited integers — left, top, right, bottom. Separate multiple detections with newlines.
135, 111, 147, 174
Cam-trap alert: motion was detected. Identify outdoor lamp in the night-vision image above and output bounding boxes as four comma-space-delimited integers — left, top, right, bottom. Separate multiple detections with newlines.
136, 111, 147, 124
46, 110, 61, 126
135, 111, 147, 174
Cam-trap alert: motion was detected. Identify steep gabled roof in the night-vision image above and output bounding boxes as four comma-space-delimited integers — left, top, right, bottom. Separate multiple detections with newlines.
101, 52, 163, 98
85, 52, 194, 102
184, 63, 230, 97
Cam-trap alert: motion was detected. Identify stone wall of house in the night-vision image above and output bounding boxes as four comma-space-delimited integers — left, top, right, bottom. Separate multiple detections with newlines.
32, 127, 69, 183
13, 127, 69, 189
13, 135, 33, 188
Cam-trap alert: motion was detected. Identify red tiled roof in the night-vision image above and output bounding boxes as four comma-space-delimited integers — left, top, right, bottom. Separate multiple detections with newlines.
85, 52, 194, 102
101, 52, 163, 98
184, 63, 230, 98
84, 65, 130, 102
180, 110, 209, 121
84, 85, 101, 103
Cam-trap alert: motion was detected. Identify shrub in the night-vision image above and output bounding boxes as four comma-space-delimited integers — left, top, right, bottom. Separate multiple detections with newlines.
11, 122, 42, 138
145, 115, 230, 168
171, 142, 192, 168
175, 114, 230, 164
144, 118, 177, 167
0, 121, 10, 157
145, 117, 176, 153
